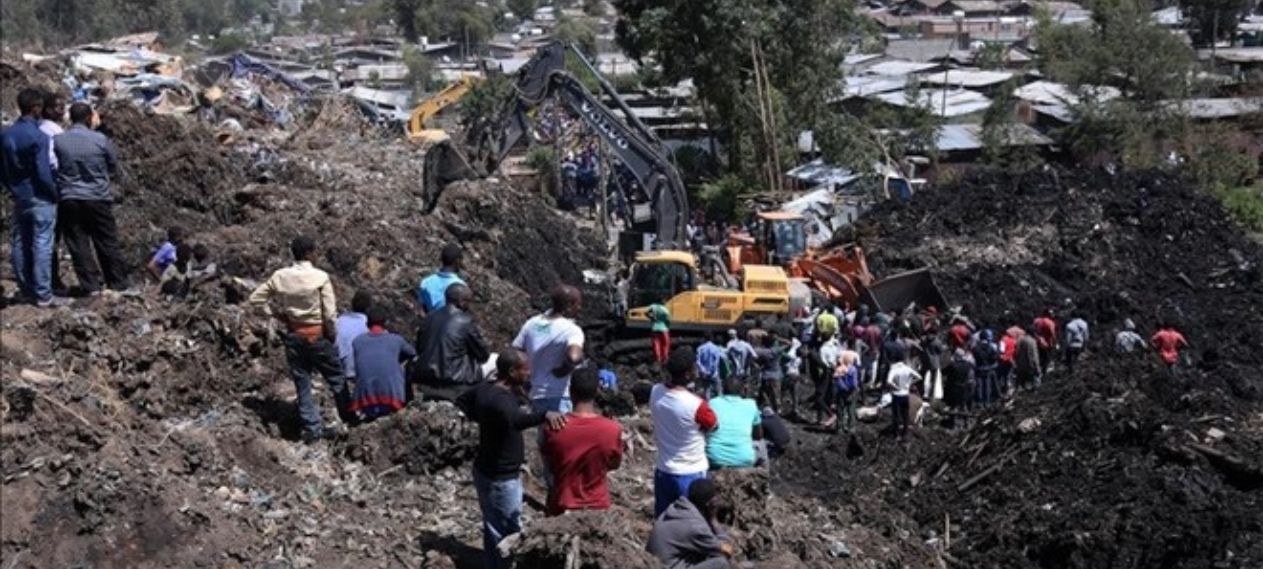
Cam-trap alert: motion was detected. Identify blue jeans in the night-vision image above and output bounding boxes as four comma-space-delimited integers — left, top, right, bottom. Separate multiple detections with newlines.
283, 333, 350, 436
654, 469, 707, 517
703, 374, 722, 399
10, 202, 56, 302
473, 468, 522, 569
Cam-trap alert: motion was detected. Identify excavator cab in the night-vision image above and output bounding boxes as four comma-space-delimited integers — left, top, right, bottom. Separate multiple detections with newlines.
760, 211, 808, 268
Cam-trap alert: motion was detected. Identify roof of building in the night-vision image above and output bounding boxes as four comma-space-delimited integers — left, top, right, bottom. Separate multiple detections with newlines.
1211, 47, 1263, 63
944, 1, 1004, 13
934, 123, 1052, 151
873, 88, 993, 117
1170, 98, 1263, 119
885, 38, 958, 62
919, 68, 1014, 88
842, 74, 910, 98
867, 60, 940, 76
786, 158, 862, 187
1013, 80, 1120, 106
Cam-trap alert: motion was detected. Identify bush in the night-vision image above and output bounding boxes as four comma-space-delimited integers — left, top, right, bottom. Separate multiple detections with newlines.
696, 174, 747, 223
209, 31, 250, 55
526, 146, 558, 194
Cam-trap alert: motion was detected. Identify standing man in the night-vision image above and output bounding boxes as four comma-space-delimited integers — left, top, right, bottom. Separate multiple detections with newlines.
39, 92, 66, 293
456, 349, 566, 569
972, 330, 1000, 406
416, 283, 492, 401
815, 331, 843, 428
1150, 321, 1189, 371
649, 301, 672, 365
651, 346, 718, 516
814, 304, 839, 345
541, 367, 622, 516
514, 285, 586, 416
2, 89, 62, 307
886, 346, 921, 440
725, 329, 756, 378
1014, 326, 1042, 391
695, 332, 728, 398
249, 236, 350, 443
54, 102, 130, 294
334, 290, 373, 380
1033, 309, 1058, 375
416, 243, 465, 314
1115, 319, 1146, 354
1063, 314, 1089, 374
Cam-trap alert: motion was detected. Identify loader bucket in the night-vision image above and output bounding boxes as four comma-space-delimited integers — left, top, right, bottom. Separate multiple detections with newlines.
861, 268, 948, 313
421, 139, 479, 214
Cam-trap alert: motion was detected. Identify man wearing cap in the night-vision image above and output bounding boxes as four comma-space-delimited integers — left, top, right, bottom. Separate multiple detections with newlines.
250, 236, 350, 443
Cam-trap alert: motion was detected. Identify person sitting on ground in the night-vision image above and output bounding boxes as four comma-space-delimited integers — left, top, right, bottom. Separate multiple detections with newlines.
147, 226, 186, 281
349, 305, 416, 420
704, 376, 761, 469
651, 346, 718, 516
415, 283, 492, 402
334, 290, 373, 380
758, 406, 792, 462
249, 236, 350, 443
541, 367, 623, 516
415, 243, 466, 314
647, 478, 735, 569
1115, 319, 1146, 354
456, 349, 567, 569
159, 243, 194, 297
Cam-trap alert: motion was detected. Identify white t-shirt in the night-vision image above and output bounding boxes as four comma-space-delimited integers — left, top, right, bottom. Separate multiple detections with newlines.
650, 383, 712, 474
887, 362, 922, 396
513, 312, 585, 400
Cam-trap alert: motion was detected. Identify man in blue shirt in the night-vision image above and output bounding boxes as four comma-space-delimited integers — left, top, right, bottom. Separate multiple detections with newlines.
695, 332, 727, 398
416, 243, 465, 314
55, 102, 130, 294
334, 290, 373, 379
2, 89, 62, 307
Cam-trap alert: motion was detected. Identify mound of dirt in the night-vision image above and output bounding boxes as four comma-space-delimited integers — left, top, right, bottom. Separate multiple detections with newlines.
341, 402, 478, 475
508, 507, 659, 569
773, 167, 1263, 568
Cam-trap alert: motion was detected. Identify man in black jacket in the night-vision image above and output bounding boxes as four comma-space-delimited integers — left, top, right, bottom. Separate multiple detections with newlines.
456, 349, 566, 569
416, 283, 491, 401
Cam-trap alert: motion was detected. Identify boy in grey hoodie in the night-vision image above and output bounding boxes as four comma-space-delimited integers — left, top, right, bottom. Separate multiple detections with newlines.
647, 478, 734, 569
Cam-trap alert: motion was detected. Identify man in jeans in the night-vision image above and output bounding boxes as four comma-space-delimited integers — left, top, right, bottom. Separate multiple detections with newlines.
54, 102, 131, 294
249, 236, 350, 443
2, 88, 63, 307
457, 349, 566, 569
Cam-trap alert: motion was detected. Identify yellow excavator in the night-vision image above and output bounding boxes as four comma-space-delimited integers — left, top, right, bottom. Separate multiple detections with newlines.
405, 75, 481, 143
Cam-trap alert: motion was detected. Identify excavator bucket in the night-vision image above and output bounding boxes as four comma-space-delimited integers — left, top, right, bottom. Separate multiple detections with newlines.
421, 139, 479, 214
861, 268, 948, 314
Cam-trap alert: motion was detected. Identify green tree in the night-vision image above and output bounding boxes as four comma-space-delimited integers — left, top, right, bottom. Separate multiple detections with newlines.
209, 31, 251, 54
615, 0, 860, 183
554, 14, 597, 54
507, 0, 537, 20
402, 45, 439, 98
392, 0, 424, 42
1181, 0, 1250, 47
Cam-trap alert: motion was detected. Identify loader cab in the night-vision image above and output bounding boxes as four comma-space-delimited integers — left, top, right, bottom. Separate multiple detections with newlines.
628, 251, 697, 307
759, 211, 808, 267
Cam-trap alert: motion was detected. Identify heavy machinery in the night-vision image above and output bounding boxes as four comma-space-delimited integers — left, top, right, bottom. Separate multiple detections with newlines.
420, 41, 689, 249
725, 210, 947, 313
405, 75, 481, 143
623, 250, 790, 332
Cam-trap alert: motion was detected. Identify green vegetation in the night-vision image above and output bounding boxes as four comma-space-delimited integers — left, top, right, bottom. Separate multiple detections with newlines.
402, 44, 440, 99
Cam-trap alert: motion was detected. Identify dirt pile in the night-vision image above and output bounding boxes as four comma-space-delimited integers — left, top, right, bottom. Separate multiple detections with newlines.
508, 507, 659, 569
772, 167, 1263, 568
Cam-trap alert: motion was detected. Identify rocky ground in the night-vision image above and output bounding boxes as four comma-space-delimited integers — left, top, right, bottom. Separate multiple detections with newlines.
2, 59, 1262, 568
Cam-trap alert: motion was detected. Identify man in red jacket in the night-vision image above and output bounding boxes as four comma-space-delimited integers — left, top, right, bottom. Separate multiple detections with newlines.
1150, 322, 1189, 372
1033, 309, 1058, 375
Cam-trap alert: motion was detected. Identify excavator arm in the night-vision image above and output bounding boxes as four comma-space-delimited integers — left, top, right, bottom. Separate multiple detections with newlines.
425, 42, 690, 250
406, 75, 480, 141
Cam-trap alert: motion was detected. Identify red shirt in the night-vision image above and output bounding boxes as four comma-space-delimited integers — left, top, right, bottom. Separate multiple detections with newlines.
1150, 329, 1187, 365
1033, 317, 1057, 349
999, 335, 1017, 364
949, 324, 971, 349
541, 414, 623, 515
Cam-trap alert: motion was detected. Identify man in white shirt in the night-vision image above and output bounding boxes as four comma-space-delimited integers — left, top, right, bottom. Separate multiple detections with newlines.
885, 346, 921, 440
513, 284, 585, 488
651, 346, 718, 516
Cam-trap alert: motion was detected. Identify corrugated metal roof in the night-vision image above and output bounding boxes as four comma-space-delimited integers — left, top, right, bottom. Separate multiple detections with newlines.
873, 88, 992, 117
866, 60, 939, 76
1013, 80, 1120, 106
885, 38, 957, 62
1211, 47, 1263, 63
786, 159, 861, 187
946, 0, 1004, 13
934, 123, 1052, 151
842, 74, 909, 98
1170, 98, 1263, 119
920, 68, 1014, 88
